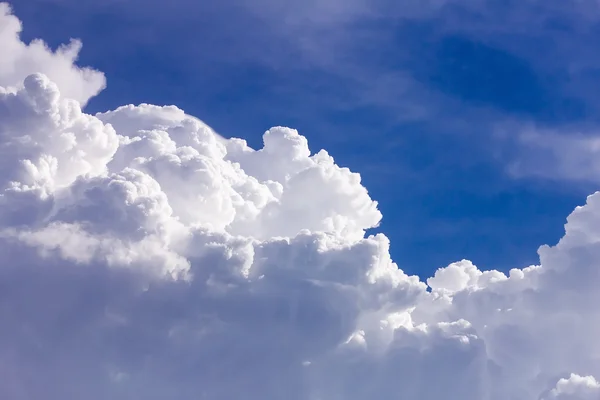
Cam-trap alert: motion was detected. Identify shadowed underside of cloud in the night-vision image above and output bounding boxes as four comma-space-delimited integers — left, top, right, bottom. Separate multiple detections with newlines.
2, 4, 600, 400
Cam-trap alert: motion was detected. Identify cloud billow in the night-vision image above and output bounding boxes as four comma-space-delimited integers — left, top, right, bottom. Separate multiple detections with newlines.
1, 4, 600, 399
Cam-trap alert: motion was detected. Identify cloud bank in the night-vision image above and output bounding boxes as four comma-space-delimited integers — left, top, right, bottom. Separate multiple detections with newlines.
2, 4, 600, 399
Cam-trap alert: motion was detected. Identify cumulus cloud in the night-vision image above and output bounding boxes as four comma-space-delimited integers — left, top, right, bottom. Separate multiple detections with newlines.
2, 4, 600, 400
543, 374, 600, 400
0, 3, 105, 106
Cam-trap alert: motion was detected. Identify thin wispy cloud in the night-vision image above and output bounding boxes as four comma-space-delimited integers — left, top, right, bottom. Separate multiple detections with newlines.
500, 124, 600, 184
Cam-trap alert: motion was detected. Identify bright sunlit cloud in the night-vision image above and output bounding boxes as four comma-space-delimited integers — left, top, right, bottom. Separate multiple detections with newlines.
2, 4, 600, 399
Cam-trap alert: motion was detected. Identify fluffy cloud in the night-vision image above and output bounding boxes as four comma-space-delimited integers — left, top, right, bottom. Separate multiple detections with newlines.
543, 374, 600, 400
2, 5, 600, 400
0, 3, 105, 106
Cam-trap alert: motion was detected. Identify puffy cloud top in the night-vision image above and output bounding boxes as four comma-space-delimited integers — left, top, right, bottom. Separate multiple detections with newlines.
2, 4, 600, 400
0, 3, 105, 106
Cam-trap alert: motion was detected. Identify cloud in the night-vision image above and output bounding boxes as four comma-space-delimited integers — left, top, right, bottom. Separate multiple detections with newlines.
500, 124, 600, 184
0, 2, 105, 106
543, 374, 600, 400
3, 4, 600, 400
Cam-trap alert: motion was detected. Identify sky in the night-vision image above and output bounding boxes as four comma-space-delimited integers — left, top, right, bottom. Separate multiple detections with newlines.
3, 1, 600, 399
10, 0, 600, 276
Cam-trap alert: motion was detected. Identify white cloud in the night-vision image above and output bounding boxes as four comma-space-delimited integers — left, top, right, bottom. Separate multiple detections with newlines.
2, 4, 600, 400
504, 124, 600, 183
0, 3, 105, 106
543, 374, 600, 400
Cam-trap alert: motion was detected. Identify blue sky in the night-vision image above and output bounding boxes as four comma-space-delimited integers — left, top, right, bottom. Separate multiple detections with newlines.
11, 0, 600, 277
